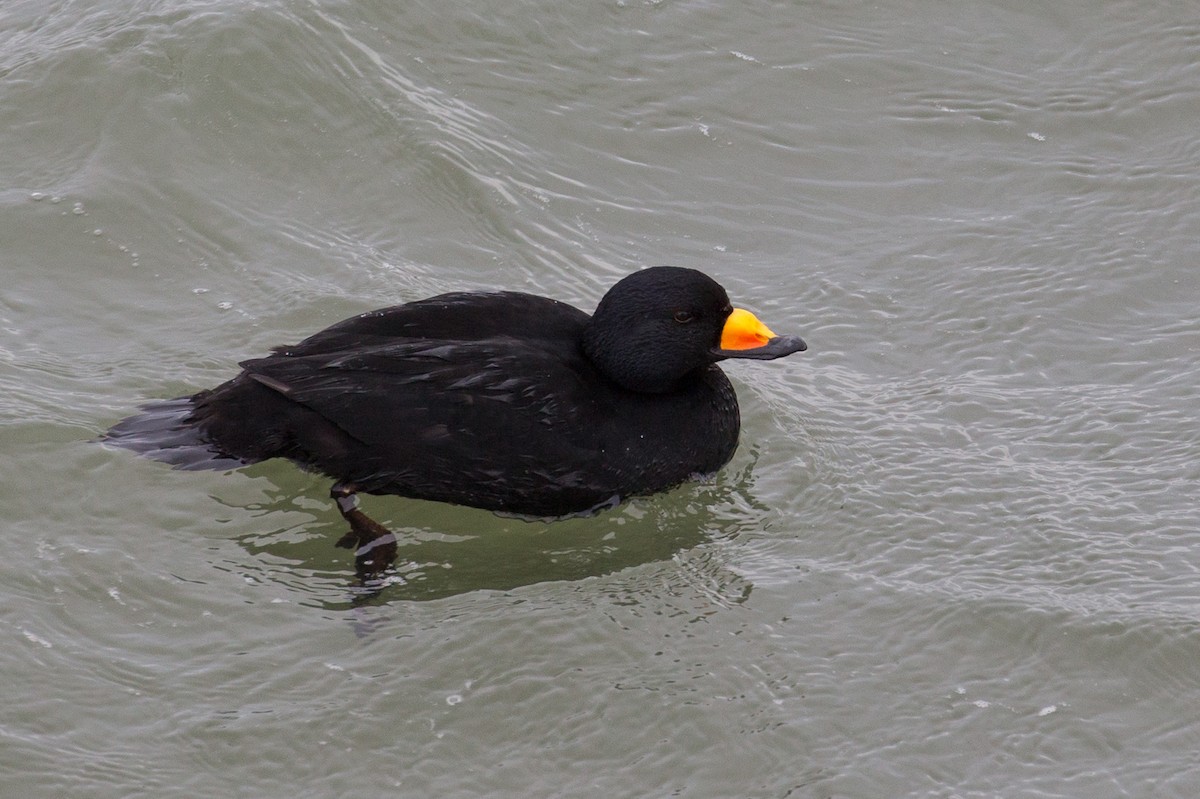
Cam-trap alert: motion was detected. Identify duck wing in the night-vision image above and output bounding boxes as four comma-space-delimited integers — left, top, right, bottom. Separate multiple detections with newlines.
237, 336, 616, 515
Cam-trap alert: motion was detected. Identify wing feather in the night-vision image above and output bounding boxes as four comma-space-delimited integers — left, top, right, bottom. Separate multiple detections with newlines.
238, 337, 611, 510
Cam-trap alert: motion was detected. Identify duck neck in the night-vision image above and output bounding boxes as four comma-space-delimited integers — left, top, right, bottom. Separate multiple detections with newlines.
581, 325, 697, 394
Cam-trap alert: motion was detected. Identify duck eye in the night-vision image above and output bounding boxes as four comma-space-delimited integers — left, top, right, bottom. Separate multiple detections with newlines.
673, 310, 696, 324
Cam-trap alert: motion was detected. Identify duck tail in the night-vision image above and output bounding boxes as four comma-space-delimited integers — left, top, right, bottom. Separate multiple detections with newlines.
102, 397, 248, 471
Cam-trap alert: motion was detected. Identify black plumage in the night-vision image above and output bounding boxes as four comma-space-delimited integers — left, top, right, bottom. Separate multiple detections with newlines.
105, 267, 806, 559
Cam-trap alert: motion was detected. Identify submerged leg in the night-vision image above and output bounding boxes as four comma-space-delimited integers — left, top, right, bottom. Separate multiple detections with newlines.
330, 482, 397, 580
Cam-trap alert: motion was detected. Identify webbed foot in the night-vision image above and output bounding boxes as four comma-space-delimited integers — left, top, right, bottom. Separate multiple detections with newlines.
330, 482, 397, 581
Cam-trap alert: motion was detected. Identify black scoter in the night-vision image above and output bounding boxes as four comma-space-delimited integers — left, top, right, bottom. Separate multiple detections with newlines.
105, 267, 806, 556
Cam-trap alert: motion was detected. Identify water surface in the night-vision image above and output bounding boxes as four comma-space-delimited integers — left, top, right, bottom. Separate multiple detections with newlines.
3, 1, 1199, 796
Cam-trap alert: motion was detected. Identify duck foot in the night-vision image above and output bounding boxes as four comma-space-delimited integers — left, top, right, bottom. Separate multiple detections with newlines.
331, 482, 397, 581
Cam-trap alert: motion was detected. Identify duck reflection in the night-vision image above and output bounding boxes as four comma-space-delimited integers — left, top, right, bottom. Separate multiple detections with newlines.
229, 467, 765, 606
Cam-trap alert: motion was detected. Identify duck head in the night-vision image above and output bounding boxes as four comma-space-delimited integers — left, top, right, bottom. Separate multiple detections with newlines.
583, 266, 807, 393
